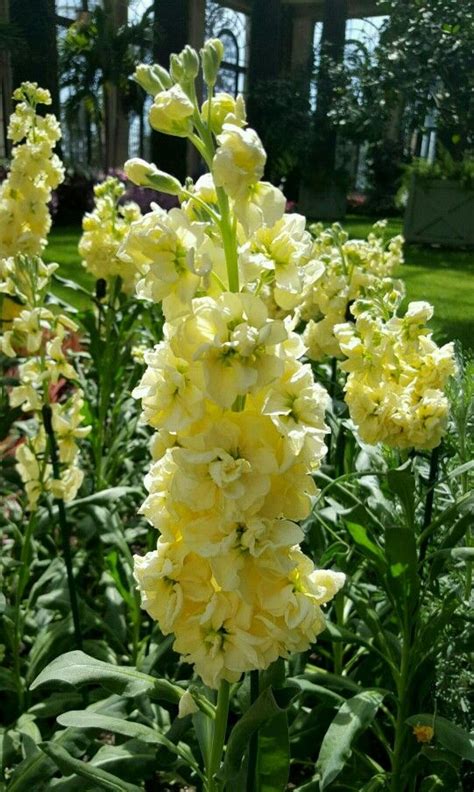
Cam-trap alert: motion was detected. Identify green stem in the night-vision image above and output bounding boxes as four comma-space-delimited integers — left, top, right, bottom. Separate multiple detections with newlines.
12, 511, 36, 712
419, 445, 440, 563
390, 620, 410, 792
215, 186, 239, 292
42, 405, 83, 650
246, 670, 260, 792
207, 680, 230, 792
333, 592, 344, 676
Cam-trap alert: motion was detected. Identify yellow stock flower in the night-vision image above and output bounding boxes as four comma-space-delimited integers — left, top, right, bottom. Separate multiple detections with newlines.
336, 298, 456, 450
149, 85, 194, 137
79, 177, 141, 292
213, 124, 266, 199
201, 92, 246, 134
171, 292, 287, 408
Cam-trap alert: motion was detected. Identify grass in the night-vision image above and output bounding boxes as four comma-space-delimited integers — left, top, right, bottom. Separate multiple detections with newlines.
45, 216, 474, 350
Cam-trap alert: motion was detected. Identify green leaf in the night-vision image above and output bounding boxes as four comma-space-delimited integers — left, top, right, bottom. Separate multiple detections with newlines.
259, 659, 290, 792
89, 739, 157, 779
220, 685, 298, 782
316, 690, 384, 790
406, 714, 474, 761
7, 729, 89, 792
427, 547, 474, 561
41, 742, 142, 791
387, 469, 416, 528
345, 521, 385, 565
421, 745, 461, 771
56, 710, 197, 769
385, 526, 418, 599
67, 487, 141, 509
30, 651, 182, 703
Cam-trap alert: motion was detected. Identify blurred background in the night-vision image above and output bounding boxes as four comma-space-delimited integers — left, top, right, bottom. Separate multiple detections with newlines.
1, 1, 472, 212
0, 0, 472, 344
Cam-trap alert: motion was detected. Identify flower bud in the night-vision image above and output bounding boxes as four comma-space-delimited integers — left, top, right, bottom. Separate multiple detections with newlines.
178, 690, 199, 718
124, 158, 182, 196
133, 63, 172, 95
181, 45, 200, 80
169, 53, 185, 84
201, 38, 224, 87
201, 92, 246, 134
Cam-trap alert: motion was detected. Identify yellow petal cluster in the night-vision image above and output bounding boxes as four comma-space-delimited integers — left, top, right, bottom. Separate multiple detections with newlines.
302, 222, 404, 360
0, 86, 89, 510
79, 177, 141, 292
335, 298, 456, 450
131, 285, 343, 688
0, 82, 64, 259
126, 47, 345, 687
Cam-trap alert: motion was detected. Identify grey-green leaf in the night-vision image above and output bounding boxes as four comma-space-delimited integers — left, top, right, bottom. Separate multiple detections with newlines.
57, 711, 199, 771
317, 690, 384, 790
220, 685, 298, 782
406, 714, 474, 761
41, 742, 142, 791
30, 650, 182, 703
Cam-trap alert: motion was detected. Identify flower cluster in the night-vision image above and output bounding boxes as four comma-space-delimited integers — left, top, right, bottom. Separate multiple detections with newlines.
0, 85, 89, 510
79, 177, 142, 293
1, 253, 90, 509
302, 222, 404, 360
128, 43, 344, 688
0, 83, 64, 260
335, 296, 456, 449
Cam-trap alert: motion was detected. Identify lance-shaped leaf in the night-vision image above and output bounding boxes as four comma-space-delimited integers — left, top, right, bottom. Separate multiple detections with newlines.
219, 684, 298, 782
258, 659, 291, 792
57, 710, 199, 771
41, 742, 142, 791
30, 650, 183, 703
316, 690, 385, 790
406, 714, 474, 761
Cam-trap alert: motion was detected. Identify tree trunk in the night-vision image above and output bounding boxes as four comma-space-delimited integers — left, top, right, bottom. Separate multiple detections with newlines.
247, 0, 282, 131
312, 0, 347, 181
9, 0, 59, 118
103, 0, 129, 171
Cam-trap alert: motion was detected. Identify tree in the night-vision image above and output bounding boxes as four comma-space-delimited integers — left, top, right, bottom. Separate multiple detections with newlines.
326, 0, 474, 207
9, 0, 59, 116
60, 2, 152, 169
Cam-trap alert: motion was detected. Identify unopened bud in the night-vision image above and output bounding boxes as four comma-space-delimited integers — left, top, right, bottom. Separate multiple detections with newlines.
201, 38, 224, 87
178, 690, 199, 719
170, 53, 185, 84
133, 63, 172, 95
124, 158, 182, 196
181, 45, 200, 80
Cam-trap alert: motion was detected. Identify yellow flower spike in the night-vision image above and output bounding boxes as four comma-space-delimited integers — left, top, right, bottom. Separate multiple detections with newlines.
129, 44, 345, 688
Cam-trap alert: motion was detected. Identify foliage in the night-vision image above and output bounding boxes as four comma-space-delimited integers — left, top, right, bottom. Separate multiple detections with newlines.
59, 5, 153, 168
397, 148, 474, 207
329, 0, 474, 151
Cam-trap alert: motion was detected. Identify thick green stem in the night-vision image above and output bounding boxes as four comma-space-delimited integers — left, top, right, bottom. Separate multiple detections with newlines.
207, 680, 230, 792
42, 405, 82, 650
419, 445, 440, 563
215, 186, 239, 293
246, 670, 260, 792
390, 621, 410, 792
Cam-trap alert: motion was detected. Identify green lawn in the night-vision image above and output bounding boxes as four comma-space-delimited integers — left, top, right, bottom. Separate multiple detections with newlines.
46, 217, 474, 350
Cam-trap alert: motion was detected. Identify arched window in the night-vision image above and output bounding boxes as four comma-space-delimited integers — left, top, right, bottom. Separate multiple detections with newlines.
205, 1, 249, 96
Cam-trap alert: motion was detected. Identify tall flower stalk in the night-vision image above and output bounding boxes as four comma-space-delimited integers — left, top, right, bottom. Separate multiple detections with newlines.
123, 43, 345, 789
0, 85, 89, 692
